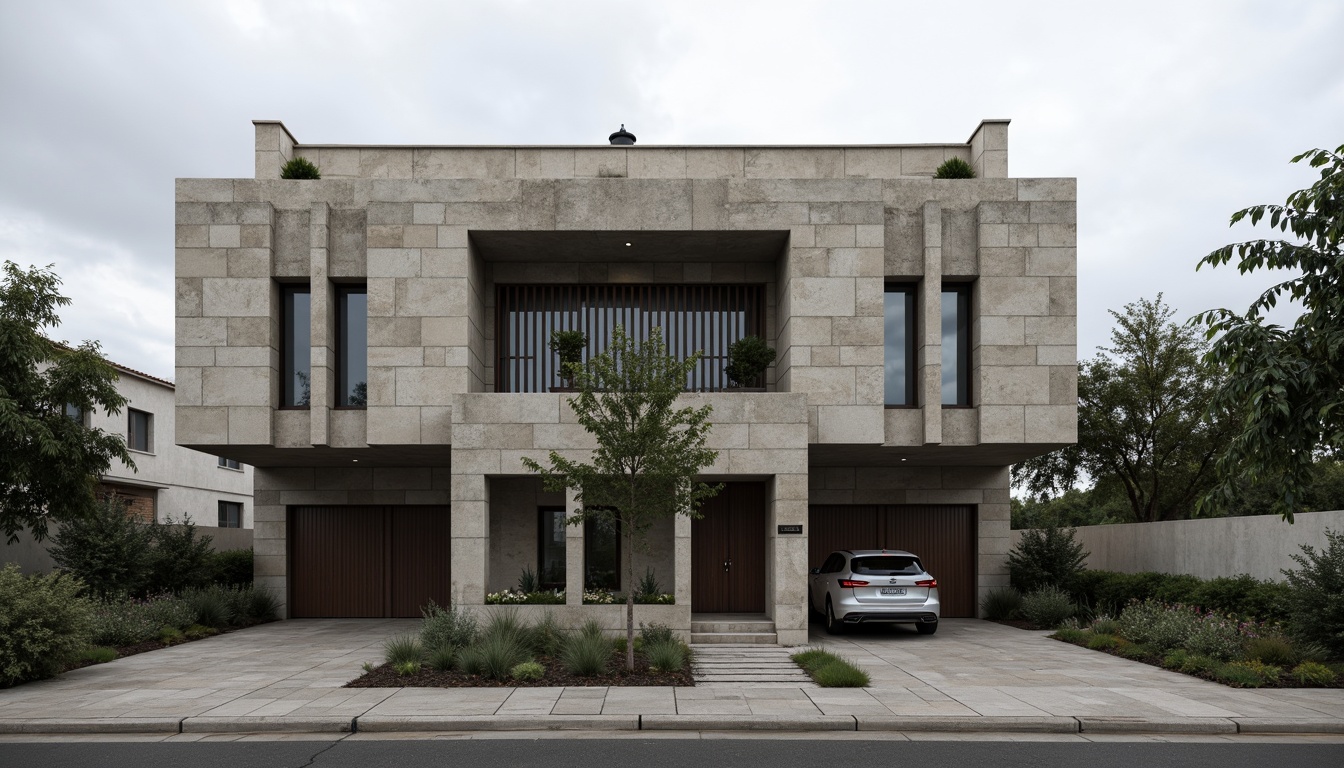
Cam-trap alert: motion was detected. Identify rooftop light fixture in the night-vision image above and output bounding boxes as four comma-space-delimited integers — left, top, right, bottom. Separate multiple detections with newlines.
609, 124, 636, 145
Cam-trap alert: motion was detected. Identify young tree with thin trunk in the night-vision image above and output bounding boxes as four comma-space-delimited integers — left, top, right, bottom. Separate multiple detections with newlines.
522, 325, 722, 671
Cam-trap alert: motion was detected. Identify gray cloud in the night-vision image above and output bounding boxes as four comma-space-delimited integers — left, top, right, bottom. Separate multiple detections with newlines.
2, 0, 1340, 378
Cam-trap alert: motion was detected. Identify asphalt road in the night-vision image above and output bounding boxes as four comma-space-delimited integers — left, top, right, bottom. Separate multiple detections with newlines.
3, 738, 1344, 768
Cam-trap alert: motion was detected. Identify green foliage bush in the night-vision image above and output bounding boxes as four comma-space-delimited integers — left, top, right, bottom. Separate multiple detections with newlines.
158, 626, 184, 644
393, 660, 420, 676
1291, 661, 1336, 686
981, 587, 1023, 621
182, 585, 237, 628
560, 628, 612, 676
1116, 642, 1151, 661
427, 645, 456, 672
460, 632, 531, 681
1087, 633, 1120, 651
1183, 612, 1245, 660
0, 565, 93, 686
933, 157, 976, 179
636, 568, 662, 600
1218, 660, 1280, 687
1053, 626, 1089, 644
280, 157, 321, 180
245, 586, 280, 621
639, 622, 675, 648
1245, 634, 1297, 667
791, 648, 832, 672
725, 335, 776, 387
510, 660, 544, 681
1072, 570, 1291, 622
1089, 615, 1121, 635
420, 600, 478, 652
644, 638, 688, 673
1179, 654, 1219, 676
210, 548, 253, 587
1020, 586, 1075, 629
1118, 600, 1191, 651
90, 599, 159, 646
79, 646, 118, 664
144, 518, 215, 594
1008, 527, 1088, 594
1283, 528, 1344, 657
49, 496, 150, 598
383, 635, 423, 667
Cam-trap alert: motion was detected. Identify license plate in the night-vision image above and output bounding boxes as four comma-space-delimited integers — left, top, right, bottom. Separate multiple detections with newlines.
880, 587, 906, 595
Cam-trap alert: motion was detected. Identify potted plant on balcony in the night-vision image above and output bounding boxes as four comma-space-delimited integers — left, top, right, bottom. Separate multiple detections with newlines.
549, 329, 587, 392
724, 335, 775, 392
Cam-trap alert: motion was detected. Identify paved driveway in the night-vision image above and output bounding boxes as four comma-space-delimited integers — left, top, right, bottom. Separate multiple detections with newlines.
0, 619, 1341, 727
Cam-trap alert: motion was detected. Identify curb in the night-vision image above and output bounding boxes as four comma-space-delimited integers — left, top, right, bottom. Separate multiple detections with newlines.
1077, 717, 1237, 734
0, 718, 183, 734
641, 715, 855, 731
1234, 718, 1344, 734
181, 716, 354, 734
857, 716, 1078, 733
355, 715, 639, 732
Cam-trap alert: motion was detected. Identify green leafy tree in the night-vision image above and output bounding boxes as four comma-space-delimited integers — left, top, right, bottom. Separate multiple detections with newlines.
522, 325, 721, 671
1015, 296, 1237, 522
0, 262, 134, 543
1194, 144, 1344, 521
1006, 526, 1089, 594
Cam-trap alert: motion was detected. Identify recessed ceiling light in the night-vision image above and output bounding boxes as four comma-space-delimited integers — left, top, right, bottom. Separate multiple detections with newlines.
900, 458, 907, 462
625, 242, 632, 246
352, 459, 359, 462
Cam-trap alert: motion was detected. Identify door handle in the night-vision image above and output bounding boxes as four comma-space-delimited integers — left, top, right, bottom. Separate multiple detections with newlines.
723, 558, 732, 572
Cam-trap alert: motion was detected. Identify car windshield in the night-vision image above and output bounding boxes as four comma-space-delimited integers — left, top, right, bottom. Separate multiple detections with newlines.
851, 556, 922, 575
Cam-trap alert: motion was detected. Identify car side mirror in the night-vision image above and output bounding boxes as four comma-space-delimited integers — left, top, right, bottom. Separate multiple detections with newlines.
809, 568, 821, 575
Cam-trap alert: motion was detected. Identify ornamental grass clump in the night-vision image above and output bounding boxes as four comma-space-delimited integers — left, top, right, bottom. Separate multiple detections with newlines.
644, 639, 688, 673
561, 625, 613, 677
280, 157, 321, 179
1020, 586, 1075, 629
427, 645, 456, 672
790, 648, 870, 688
933, 157, 977, 179
383, 635, 423, 668
980, 587, 1022, 621
420, 600, 478, 652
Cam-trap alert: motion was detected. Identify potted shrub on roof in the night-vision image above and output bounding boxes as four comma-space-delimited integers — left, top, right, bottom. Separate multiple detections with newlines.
933, 157, 975, 179
549, 329, 587, 392
725, 335, 775, 392
280, 157, 321, 179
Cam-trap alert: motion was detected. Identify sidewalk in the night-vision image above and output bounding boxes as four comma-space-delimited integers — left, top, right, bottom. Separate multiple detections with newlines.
1, 619, 1341, 736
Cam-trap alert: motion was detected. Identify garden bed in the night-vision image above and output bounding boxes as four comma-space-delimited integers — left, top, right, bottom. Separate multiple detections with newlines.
65, 619, 274, 673
347, 653, 692, 688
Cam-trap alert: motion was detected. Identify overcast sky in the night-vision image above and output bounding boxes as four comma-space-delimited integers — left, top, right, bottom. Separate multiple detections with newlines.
2, 1, 1341, 380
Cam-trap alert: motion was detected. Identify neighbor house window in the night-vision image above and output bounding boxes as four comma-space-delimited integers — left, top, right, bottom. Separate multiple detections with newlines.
63, 403, 85, 424
884, 284, 916, 407
337, 285, 368, 407
218, 456, 242, 470
281, 284, 311, 407
218, 501, 242, 528
584, 517, 621, 591
127, 409, 152, 452
537, 507, 567, 589
941, 285, 971, 406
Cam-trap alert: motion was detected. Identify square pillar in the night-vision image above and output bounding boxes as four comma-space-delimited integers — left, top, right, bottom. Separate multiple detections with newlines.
565, 491, 585, 606
450, 470, 489, 606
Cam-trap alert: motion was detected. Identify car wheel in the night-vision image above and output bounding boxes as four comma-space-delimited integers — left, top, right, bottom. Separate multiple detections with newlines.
916, 620, 938, 635
825, 598, 845, 635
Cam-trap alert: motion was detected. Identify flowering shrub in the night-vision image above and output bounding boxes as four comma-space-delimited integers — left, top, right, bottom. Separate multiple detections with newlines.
582, 590, 617, 605
484, 589, 565, 605
581, 590, 675, 605
1183, 611, 1246, 660
1117, 600, 1192, 651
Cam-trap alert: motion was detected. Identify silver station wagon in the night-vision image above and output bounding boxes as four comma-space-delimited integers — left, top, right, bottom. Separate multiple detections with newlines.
809, 549, 941, 635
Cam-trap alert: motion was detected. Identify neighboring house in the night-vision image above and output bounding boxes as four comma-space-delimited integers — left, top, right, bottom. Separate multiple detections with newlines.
174, 118, 1076, 642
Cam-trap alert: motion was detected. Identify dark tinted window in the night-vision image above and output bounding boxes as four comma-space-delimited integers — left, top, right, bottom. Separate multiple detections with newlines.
218, 456, 241, 470
128, 409, 151, 452
282, 285, 311, 407
884, 285, 915, 406
941, 286, 970, 405
337, 285, 368, 407
218, 501, 242, 528
851, 556, 923, 575
822, 553, 845, 573
584, 517, 621, 590
538, 507, 566, 589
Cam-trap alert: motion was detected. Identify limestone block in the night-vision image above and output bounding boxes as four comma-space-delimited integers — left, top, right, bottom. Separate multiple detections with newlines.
208, 225, 241, 249
1017, 178, 1076, 202
628, 149, 687, 179
401, 225, 437, 248
352, 148, 411, 178
827, 248, 882, 278
940, 465, 1004, 489
703, 422, 749, 450
228, 406, 272, 444
458, 393, 560, 424
215, 346, 272, 367
789, 366, 855, 405
367, 202, 412, 226
902, 147, 947, 176
1036, 224, 1076, 249
941, 407, 979, 445
817, 405, 884, 444
977, 315, 1025, 346
882, 407, 922, 446
1024, 315, 1076, 346
366, 405, 422, 444
810, 203, 841, 224
202, 367, 270, 407
515, 149, 575, 178
979, 366, 1051, 405
905, 489, 984, 505
254, 467, 316, 491
395, 277, 466, 317
176, 247, 228, 278
742, 392, 808, 423
830, 316, 883, 346
838, 345, 882, 367
979, 405, 1025, 443
1008, 223, 1038, 247
855, 224, 884, 248
367, 316, 421, 348
574, 147, 627, 178
685, 148, 745, 178
177, 405, 228, 444
816, 225, 856, 248
1048, 277, 1080, 316
842, 148, 903, 178
411, 149, 514, 179
176, 225, 208, 248
941, 210, 977, 275
978, 201, 1030, 224
1026, 405, 1078, 443
225, 248, 271, 278
1029, 201, 1076, 224
726, 202, 811, 228
744, 149, 843, 179
978, 224, 1009, 248
368, 346, 425, 367
791, 278, 855, 317
202, 278, 270, 317
175, 278, 203, 318
980, 151, 1008, 178
177, 179, 235, 203
977, 247, 1025, 276
977, 345, 1037, 366
855, 465, 942, 489
979, 277, 1050, 317
421, 316, 469, 347
177, 347, 214, 367
726, 449, 808, 475
1050, 365, 1078, 405
555, 179, 692, 230
271, 408, 309, 448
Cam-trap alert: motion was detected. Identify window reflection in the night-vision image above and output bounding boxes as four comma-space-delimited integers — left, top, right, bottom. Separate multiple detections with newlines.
338, 286, 367, 407
282, 285, 311, 407
884, 286, 915, 406
941, 287, 970, 405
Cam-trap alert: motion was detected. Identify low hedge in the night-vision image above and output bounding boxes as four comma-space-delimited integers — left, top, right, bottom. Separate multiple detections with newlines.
1071, 570, 1291, 623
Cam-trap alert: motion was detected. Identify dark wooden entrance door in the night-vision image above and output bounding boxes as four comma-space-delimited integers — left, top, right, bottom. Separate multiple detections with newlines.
691, 482, 766, 613
289, 505, 452, 618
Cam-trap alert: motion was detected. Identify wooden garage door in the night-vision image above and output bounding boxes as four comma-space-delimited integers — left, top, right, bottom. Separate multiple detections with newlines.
289, 505, 451, 618
808, 504, 977, 618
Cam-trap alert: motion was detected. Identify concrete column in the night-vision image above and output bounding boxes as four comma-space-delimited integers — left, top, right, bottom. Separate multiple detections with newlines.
920, 201, 943, 445
771, 473, 810, 646
968, 119, 1010, 179
449, 469, 489, 606
253, 120, 296, 180
309, 202, 332, 447
674, 507, 691, 611
565, 491, 584, 606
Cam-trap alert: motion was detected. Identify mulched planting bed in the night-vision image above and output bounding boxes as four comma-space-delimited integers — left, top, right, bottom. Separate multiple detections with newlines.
346, 654, 693, 688
1049, 635, 1344, 689
65, 619, 275, 673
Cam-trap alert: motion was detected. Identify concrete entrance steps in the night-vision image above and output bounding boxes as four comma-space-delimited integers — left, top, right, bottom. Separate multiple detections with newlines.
690, 644, 815, 686
689, 613, 777, 645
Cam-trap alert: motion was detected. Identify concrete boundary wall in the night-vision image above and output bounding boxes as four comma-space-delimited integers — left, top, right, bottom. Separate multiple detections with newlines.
1011, 510, 1344, 582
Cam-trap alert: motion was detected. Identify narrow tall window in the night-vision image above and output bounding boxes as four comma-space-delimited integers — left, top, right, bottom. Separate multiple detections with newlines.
941, 285, 971, 406
537, 507, 567, 589
337, 285, 368, 407
127, 409, 152, 452
584, 517, 621, 591
884, 284, 916, 407
218, 501, 242, 528
281, 285, 311, 407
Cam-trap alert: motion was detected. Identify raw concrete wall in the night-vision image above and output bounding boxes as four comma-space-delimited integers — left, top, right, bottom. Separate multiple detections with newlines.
1011, 510, 1344, 582
1, 524, 254, 575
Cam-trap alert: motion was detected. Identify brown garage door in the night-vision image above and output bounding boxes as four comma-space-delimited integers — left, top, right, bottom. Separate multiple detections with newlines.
289, 505, 451, 618
808, 505, 977, 618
